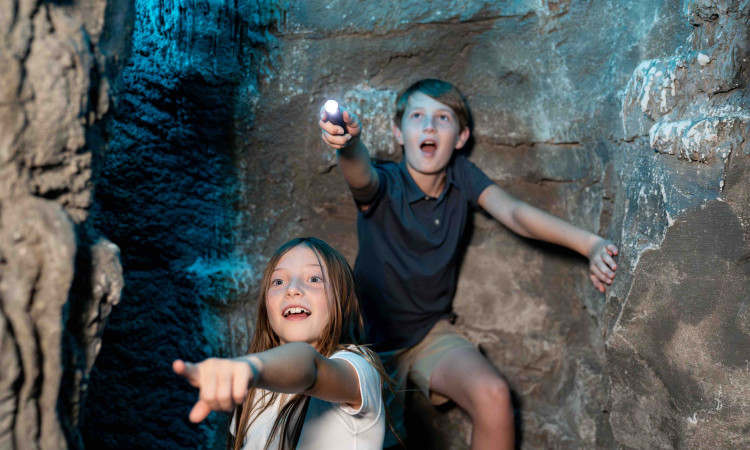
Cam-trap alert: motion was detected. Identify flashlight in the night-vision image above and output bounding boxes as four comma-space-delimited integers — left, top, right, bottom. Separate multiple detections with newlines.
324, 100, 347, 135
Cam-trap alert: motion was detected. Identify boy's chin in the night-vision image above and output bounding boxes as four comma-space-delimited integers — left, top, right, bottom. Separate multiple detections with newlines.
406, 157, 451, 175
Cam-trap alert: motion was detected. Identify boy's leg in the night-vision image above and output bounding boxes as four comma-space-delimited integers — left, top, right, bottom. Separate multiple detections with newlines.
429, 346, 514, 450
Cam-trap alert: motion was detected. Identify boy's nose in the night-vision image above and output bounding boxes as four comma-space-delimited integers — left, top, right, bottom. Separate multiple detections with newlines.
423, 116, 436, 131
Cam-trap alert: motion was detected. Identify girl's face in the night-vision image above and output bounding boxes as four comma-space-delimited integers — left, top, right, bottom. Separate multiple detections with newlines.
266, 245, 331, 348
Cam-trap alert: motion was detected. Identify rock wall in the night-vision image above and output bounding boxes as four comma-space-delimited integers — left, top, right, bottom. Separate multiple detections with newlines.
226, 0, 748, 448
0, 0, 128, 447
4, 0, 739, 448
81, 0, 284, 447
608, 1, 750, 447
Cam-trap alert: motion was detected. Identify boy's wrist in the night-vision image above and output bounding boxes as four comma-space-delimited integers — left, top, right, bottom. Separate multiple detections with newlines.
586, 235, 605, 259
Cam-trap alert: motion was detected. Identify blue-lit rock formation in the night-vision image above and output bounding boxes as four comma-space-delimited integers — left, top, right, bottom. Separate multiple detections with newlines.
81, 0, 284, 447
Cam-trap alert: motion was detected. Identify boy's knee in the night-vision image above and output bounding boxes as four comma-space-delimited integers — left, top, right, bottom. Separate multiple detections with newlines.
472, 376, 511, 411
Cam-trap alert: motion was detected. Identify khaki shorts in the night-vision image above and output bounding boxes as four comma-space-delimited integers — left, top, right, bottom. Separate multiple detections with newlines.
380, 319, 476, 446
380, 318, 476, 406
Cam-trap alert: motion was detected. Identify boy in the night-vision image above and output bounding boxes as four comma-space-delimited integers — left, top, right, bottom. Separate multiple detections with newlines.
318, 79, 618, 449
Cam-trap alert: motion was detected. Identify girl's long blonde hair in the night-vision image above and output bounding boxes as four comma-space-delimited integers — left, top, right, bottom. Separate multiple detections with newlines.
230, 237, 400, 450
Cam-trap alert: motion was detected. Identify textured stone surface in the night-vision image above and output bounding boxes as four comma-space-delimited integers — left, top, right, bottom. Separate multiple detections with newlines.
608, 0, 750, 447
230, 1, 685, 448
81, 0, 283, 448
5, 0, 745, 448
0, 0, 127, 447
0, 197, 76, 449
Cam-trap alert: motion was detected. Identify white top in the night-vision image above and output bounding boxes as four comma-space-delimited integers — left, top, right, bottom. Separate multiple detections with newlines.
232, 349, 385, 450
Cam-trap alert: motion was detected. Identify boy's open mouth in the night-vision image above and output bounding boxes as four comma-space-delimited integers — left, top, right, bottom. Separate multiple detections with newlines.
283, 306, 311, 318
420, 140, 437, 154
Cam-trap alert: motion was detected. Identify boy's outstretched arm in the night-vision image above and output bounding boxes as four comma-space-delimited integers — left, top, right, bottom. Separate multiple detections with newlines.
478, 184, 619, 292
173, 342, 362, 422
319, 107, 379, 203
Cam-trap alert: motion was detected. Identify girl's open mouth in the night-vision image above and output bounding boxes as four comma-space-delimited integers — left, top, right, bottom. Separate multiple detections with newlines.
283, 306, 311, 319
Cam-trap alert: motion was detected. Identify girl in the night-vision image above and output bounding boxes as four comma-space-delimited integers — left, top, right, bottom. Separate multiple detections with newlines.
173, 237, 390, 449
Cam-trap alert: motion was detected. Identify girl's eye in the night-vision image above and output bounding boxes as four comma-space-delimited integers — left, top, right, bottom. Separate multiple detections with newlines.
271, 279, 284, 286
309, 276, 323, 283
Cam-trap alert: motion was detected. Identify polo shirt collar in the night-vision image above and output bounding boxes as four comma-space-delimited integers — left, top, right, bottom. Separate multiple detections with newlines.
398, 157, 458, 203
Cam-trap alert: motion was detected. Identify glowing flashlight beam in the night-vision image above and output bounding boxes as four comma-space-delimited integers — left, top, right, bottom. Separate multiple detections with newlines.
324, 100, 339, 114
323, 99, 347, 134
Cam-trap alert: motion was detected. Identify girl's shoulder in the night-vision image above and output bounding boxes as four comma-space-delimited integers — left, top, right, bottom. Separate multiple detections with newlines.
326, 346, 384, 419
330, 346, 382, 382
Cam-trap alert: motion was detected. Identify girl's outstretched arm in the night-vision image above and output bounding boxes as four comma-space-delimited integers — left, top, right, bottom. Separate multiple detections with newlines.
173, 342, 362, 423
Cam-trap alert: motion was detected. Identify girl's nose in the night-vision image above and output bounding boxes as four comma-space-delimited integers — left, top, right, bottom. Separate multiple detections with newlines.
286, 279, 303, 296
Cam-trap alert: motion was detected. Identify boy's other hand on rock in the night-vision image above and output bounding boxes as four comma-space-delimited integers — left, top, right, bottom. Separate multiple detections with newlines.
588, 238, 619, 293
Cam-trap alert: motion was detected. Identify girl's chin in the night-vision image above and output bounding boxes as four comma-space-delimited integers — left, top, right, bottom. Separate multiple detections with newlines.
277, 336, 319, 347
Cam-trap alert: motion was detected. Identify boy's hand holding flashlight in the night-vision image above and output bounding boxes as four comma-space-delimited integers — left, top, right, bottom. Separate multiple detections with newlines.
319, 100, 361, 150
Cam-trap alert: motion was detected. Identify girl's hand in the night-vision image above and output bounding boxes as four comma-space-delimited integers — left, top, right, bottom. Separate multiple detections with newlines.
319, 107, 362, 150
173, 357, 260, 423
588, 238, 619, 293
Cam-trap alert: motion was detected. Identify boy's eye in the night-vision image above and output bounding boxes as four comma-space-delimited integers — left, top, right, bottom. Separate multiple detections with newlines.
410, 112, 423, 119
439, 114, 450, 121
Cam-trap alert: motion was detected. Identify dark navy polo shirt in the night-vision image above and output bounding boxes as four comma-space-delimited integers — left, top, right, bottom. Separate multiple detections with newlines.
353, 154, 494, 351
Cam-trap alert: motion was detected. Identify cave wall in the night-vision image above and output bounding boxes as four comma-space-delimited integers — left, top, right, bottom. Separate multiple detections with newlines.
608, 1, 750, 447
228, 0, 748, 448
11, 0, 740, 448
0, 0, 129, 447
81, 0, 284, 447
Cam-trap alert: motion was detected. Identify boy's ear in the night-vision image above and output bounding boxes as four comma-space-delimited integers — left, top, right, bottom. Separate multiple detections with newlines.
454, 126, 471, 150
392, 123, 404, 145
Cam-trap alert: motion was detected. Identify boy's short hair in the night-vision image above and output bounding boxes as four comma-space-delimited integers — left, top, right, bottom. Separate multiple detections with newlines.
395, 79, 473, 132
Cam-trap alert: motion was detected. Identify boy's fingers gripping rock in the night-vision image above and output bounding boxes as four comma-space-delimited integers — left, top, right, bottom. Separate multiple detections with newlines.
590, 263, 610, 286
590, 274, 604, 292
596, 258, 614, 280
603, 252, 618, 271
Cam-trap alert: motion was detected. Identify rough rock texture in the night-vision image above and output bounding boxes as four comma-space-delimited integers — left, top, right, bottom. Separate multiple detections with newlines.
227, 0, 747, 448
0, 0, 128, 447
81, 0, 283, 447
608, 1, 750, 447
60, 0, 749, 449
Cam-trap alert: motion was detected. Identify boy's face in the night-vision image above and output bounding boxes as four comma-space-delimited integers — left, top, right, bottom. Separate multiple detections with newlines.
394, 92, 470, 178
